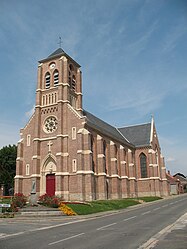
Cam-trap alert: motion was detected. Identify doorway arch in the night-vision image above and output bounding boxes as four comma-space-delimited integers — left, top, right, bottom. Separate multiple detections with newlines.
40, 154, 57, 195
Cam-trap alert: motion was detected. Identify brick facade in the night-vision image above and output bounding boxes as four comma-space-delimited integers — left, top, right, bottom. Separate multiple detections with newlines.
14, 48, 169, 201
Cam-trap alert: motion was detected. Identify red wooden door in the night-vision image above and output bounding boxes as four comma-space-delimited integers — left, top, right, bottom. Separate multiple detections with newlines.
46, 174, 55, 196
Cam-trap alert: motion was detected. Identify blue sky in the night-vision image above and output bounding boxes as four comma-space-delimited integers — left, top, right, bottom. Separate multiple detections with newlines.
0, 0, 187, 175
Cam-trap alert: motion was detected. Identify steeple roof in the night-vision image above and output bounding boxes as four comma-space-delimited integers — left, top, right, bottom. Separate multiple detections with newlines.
39, 48, 81, 67
47, 48, 65, 58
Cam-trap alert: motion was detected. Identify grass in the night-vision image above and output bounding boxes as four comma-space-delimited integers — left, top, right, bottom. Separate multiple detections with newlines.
66, 197, 162, 215
135, 196, 162, 202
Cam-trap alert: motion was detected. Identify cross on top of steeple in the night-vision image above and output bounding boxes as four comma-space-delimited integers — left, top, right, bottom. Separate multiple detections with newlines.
58, 36, 62, 48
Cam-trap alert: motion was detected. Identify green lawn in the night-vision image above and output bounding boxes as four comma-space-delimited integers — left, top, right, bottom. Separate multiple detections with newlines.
66, 197, 161, 215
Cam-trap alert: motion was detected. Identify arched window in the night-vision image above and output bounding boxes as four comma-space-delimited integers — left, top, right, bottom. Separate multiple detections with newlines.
45, 72, 50, 89
140, 153, 147, 178
53, 70, 59, 87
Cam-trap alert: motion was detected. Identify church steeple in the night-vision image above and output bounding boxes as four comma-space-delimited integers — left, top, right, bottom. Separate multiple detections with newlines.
36, 48, 82, 114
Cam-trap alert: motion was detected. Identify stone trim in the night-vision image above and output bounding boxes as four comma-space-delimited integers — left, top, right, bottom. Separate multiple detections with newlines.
14, 175, 24, 179
121, 176, 129, 179
97, 135, 102, 140
150, 177, 161, 180
121, 161, 126, 164
148, 149, 155, 153
18, 138, 23, 144
33, 137, 57, 141
111, 174, 120, 178
77, 150, 92, 155
97, 154, 105, 158
31, 174, 41, 177
111, 158, 117, 161
129, 163, 134, 167
67, 104, 82, 119
153, 164, 158, 167
57, 100, 69, 103
55, 172, 70, 176
32, 155, 41, 159
76, 170, 94, 174
16, 157, 23, 161
56, 152, 69, 157
56, 134, 68, 138
138, 178, 150, 181
77, 128, 90, 134
97, 173, 107, 176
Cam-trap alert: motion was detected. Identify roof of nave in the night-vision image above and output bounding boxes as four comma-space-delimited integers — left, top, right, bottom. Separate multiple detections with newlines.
83, 110, 134, 148
118, 123, 151, 147
39, 48, 81, 67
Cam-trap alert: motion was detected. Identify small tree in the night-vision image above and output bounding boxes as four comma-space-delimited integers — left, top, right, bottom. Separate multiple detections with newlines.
0, 144, 17, 195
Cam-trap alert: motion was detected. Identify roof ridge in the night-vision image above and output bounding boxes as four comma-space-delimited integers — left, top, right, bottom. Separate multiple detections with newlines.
118, 122, 151, 129
116, 127, 130, 143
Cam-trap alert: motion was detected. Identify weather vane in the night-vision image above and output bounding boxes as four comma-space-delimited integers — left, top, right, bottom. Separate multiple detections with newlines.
58, 36, 62, 48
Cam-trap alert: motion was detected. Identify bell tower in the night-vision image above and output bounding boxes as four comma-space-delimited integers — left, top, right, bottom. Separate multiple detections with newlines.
36, 48, 83, 113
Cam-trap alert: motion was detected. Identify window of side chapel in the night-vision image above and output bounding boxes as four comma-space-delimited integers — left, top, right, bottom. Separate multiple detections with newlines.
140, 153, 148, 178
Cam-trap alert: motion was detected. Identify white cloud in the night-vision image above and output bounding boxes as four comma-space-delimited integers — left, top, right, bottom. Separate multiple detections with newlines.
126, 19, 159, 56
165, 157, 176, 162
162, 20, 187, 53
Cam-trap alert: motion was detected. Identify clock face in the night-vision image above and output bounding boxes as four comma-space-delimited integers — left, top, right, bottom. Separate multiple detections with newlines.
49, 63, 56, 69
43, 116, 58, 133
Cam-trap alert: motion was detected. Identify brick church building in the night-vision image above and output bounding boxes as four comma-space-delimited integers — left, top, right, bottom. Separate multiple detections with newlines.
14, 48, 169, 201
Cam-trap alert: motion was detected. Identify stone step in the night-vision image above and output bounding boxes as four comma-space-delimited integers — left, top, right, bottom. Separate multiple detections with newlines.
15, 205, 65, 217
16, 210, 63, 217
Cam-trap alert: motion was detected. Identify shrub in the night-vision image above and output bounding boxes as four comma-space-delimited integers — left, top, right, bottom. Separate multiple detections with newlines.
12, 193, 27, 208
38, 194, 63, 208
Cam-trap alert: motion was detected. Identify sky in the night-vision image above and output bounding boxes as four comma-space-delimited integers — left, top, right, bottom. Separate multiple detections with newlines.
0, 0, 187, 176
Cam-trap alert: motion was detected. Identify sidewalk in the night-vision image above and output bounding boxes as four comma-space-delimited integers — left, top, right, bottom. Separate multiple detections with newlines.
139, 213, 187, 249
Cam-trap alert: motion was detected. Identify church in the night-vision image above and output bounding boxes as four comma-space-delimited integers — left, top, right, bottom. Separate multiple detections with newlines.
14, 48, 169, 201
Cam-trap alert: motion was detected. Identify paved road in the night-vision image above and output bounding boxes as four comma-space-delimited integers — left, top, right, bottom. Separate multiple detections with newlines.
0, 194, 186, 249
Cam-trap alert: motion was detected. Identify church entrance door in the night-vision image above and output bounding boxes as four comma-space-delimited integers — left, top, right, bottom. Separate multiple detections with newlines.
46, 174, 55, 196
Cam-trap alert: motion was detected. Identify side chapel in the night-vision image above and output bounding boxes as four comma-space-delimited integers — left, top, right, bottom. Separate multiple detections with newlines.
14, 48, 169, 201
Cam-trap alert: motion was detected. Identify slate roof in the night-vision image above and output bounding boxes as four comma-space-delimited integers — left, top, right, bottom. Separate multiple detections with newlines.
39, 48, 80, 67
118, 123, 151, 147
48, 48, 65, 58
83, 110, 133, 147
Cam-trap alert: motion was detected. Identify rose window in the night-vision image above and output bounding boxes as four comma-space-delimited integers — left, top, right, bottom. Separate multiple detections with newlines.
43, 116, 58, 133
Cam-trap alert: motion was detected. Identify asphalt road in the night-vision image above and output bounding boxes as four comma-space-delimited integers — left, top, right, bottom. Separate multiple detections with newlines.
0, 194, 187, 249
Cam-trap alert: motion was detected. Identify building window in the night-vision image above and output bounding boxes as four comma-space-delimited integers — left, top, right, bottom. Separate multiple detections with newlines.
90, 134, 95, 173
72, 75, 76, 91
156, 149, 159, 165
53, 70, 59, 87
103, 140, 107, 174
140, 153, 147, 178
45, 72, 51, 89
27, 135, 31, 146
72, 159, 77, 172
26, 164, 30, 175
72, 127, 76, 140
